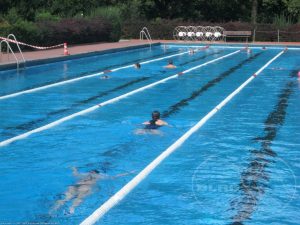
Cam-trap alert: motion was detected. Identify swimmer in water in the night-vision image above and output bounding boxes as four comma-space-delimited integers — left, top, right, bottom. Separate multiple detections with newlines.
134, 63, 141, 69
135, 111, 168, 135
51, 167, 133, 214
271, 67, 284, 70
143, 111, 168, 129
189, 48, 195, 55
164, 60, 176, 69
100, 75, 110, 79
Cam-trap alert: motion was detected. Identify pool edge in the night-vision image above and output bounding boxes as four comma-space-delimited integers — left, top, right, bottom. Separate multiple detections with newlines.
0, 43, 160, 71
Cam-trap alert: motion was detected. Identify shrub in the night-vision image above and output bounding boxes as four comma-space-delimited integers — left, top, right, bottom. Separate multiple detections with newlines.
35, 11, 61, 22
89, 6, 122, 42
4, 7, 22, 24
0, 17, 115, 50
36, 17, 113, 46
0, 19, 11, 37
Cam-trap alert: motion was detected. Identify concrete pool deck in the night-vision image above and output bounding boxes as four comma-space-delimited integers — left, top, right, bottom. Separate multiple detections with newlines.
0, 39, 299, 70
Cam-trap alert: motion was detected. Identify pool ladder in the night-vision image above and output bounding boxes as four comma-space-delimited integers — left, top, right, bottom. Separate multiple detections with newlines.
0, 34, 26, 70
140, 27, 152, 48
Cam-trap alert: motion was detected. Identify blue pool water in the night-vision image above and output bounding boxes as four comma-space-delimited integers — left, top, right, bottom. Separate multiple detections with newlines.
0, 44, 299, 225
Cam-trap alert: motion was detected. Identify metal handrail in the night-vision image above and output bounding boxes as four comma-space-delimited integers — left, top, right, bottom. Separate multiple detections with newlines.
140, 27, 152, 48
0, 40, 20, 69
7, 34, 26, 66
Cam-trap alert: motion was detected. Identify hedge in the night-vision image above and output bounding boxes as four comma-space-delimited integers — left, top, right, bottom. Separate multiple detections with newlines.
0, 17, 118, 50
1, 18, 299, 51
36, 18, 113, 45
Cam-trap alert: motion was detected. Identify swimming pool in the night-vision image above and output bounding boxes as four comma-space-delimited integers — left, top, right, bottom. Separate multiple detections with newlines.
0, 44, 299, 225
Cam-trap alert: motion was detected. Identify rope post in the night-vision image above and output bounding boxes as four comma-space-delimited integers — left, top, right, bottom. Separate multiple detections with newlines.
64, 42, 69, 55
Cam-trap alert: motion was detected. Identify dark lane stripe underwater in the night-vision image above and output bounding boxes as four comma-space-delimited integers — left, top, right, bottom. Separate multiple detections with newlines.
178, 50, 223, 66
230, 70, 298, 225
162, 51, 263, 118
2, 77, 151, 135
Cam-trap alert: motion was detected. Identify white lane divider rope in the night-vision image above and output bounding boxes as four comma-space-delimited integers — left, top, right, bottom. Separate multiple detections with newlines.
0, 46, 209, 101
0, 50, 241, 147
79, 49, 285, 225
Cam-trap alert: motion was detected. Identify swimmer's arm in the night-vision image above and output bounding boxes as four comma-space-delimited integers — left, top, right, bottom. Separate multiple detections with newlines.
71, 167, 86, 178
110, 170, 136, 179
162, 121, 168, 126
160, 120, 174, 127
72, 167, 79, 177
157, 120, 168, 126
143, 121, 150, 125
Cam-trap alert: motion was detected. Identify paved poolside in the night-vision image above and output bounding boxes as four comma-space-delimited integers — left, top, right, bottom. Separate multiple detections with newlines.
0, 39, 299, 69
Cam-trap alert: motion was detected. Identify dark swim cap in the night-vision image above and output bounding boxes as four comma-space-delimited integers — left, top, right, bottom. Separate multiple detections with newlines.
91, 169, 100, 174
152, 111, 160, 120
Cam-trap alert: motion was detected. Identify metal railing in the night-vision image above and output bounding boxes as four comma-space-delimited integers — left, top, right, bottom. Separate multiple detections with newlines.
0, 34, 26, 69
7, 34, 26, 65
140, 27, 152, 48
253, 29, 300, 42
0, 40, 20, 69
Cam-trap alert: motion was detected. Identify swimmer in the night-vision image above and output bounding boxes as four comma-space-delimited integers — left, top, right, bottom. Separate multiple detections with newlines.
51, 167, 133, 214
164, 60, 176, 69
298, 71, 300, 80
262, 46, 266, 50
134, 63, 141, 69
100, 75, 110, 79
189, 48, 195, 55
143, 111, 168, 129
135, 111, 168, 135
271, 67, 284, 70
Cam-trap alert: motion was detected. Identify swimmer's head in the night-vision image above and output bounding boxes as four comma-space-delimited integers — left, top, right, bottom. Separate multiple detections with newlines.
152, 111, 160, 120
100, 75, 109, 79
90, 169, 100, 174
168, 60, 173, 65
134, 63, 141, 69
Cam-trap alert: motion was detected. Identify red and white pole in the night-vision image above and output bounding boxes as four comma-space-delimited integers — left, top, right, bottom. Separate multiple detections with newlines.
64, 42, 69, 55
